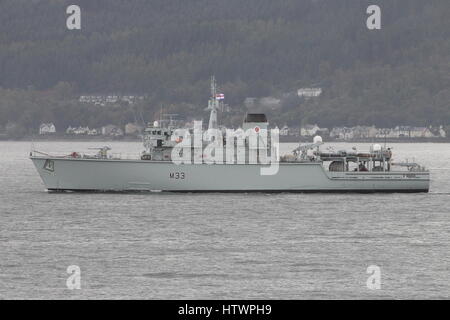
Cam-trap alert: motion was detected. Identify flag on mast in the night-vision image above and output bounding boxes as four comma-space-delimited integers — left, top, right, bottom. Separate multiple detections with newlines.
215, 93, 225, 100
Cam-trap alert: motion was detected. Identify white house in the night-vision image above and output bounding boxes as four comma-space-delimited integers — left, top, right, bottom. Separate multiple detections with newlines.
39, 123, 56, 135
73, 126, 90, 135
280, 125, 290, 136
298, 88, 322, 98
439, 126, 446, 138
102, 125, 124, 136
79, 95, 145, 106
409, 127, 435, 138
352, 126, 377, 139
301, 124, 321, 137
330, 127, 354, 140
395, 126, 411, 138
102, 125, 116, 136
66, 126, 75, 134
376, 128, 399, 139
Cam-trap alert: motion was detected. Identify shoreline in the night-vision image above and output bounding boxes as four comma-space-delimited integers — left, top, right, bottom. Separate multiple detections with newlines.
1, 135, 449, 144
281, 136, 450, 143
0, 135, 142, 142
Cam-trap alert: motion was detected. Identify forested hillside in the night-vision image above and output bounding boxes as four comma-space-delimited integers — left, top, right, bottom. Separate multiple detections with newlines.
0, 0, 449, 134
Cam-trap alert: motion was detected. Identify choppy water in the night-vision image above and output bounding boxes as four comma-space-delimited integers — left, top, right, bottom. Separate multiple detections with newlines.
0, 141, 449, 299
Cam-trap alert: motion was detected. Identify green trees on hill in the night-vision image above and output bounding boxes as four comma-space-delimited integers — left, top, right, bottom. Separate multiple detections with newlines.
0, 0, 449, 134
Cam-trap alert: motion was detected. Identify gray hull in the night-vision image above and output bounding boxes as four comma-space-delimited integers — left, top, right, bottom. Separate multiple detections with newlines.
30, 157, 430, 192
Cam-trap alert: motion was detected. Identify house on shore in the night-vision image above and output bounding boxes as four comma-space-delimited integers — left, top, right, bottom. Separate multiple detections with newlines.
301, 124, 321, 137
280, 125, 290, 136
330, 127, 354, 140
297, 88, 322, 99
66, 126, 99, 135
439, 126, 446, 138
39, 123, 56, 135
102, 125, 124, 136
352, 126, 377, 139
394, 126, 436, 138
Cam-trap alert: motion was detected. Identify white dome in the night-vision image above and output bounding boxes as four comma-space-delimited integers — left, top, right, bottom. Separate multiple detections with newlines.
153, 121, 159, 127
373, 144, 382, 152
313, 135, 323, 144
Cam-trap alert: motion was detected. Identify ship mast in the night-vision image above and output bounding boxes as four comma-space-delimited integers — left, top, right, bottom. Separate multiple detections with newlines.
207, 76, 220, 130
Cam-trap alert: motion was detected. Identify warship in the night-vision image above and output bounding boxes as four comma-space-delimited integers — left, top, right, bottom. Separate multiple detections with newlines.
30, 77, 430, 193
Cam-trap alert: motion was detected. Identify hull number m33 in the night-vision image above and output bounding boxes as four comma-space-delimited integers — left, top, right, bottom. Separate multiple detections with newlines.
169, 172, 185, 180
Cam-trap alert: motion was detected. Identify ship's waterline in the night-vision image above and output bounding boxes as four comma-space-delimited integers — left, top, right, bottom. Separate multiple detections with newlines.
30, 157, 429, 192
